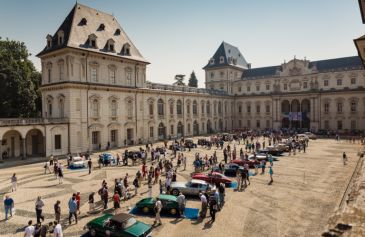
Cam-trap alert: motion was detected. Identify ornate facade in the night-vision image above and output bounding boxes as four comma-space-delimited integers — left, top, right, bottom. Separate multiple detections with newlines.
0, 3, 365, 160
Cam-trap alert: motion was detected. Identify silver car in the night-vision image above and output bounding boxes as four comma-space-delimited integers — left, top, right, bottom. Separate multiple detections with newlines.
170, 179, 213, 196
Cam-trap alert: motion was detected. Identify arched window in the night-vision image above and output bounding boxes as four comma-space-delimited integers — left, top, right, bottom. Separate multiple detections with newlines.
193, 100, 198, 115
201, 102, 205, 114
186, 103, 191, 115
176, 100, 182, 115
57, 30, 64, 45
111, 100, 117, 117
122, 43, 131, 56
177, 122, 183, 136
157, 99, 164, 116
219, 56, 224, 64
58, 60, 64, 81
59, 97, 65, 118
46, 34, 52, 48
218, 101, 222, 115
148, 100, 154, 116
206, 101, 211, 115
47, 99, 53, 117
169, 101, 174, 115
127, 100, 133, 118
92, 99, 99, 118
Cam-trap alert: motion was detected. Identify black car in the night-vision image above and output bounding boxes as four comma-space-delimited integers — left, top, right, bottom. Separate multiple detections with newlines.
213, 163, 244, 176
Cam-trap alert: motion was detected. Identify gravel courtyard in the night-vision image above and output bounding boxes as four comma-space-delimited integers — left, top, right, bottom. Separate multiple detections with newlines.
0, 137, 361, 237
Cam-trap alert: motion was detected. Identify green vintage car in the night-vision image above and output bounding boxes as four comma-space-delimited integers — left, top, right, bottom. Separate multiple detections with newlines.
85, 213, 152, 237
136, 194, 179, 215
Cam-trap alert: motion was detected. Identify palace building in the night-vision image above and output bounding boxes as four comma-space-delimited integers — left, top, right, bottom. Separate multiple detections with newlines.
0, 3, 365, 160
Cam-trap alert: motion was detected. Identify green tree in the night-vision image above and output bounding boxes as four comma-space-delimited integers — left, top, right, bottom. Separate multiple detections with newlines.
173, 74, 185, 86
0, 37, 42, 118
188, 71, 198, 87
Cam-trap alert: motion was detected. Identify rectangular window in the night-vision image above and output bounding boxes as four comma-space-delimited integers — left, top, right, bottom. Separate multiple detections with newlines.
127, 72, 132, 85
170, 103, 174, 115
247, 86, 251, 92
337, 120, 343, 130
351, 78, 356, 85
220, 71, 224, 77
210, 72, 214, 78
110, 70, 116, 84
238, 120, 241, 127
265, 105, 270, 113
92, 131, 99, 145
55, 135, 61, 150
111, 130, 116, 142
247, 120, 251, 128
303, 82, 307, 89
324, 103, 329, 114
266, 120, 270, 128
238, 87, 241, 92
256, 120, 260, 128
351, 102, 356, 112
284, 84, 288, 90
149, 103, 154, 116
48, 69, 51, 83
337, 79, 342, 86
59, 64, 64, 81
247, 105, 251, 113
170, 125, 174, 135
324, 120, 329, 129
149, 127, 154, 138
351, 120, 356, 130
91, 40, 96, 48
266, 84, 270, 90
91, 67, 97, 82
256, 85, 260, 91
324, 80, 329, 86
238, 106, 242, 113
76, 98, 80, 111
337, 103, 343, 113
256, 105, 260, 113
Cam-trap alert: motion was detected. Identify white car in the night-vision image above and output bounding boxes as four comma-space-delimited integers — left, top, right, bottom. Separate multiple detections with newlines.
70, 156, 86, 168
304, 132, 317, 139
297, 134, 309, 141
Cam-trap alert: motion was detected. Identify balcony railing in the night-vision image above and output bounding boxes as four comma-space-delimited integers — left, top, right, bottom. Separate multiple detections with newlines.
0, 117, 69, 126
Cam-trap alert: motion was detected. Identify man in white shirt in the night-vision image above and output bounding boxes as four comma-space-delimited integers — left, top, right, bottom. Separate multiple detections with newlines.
53, 221, 63, 237
176, 192, 186, 217
24, 220, 34, 237
199, 192, 208, 218
154, 198, 162, 225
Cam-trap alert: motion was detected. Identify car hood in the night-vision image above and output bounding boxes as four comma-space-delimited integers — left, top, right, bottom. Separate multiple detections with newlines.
171, 182, 186, 188
125, 221, 152, 236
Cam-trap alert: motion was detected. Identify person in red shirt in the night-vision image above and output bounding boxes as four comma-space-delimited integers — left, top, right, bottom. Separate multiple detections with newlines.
113, 191, 120, 209
142, 163, 147, 180
76, 192, 81, 214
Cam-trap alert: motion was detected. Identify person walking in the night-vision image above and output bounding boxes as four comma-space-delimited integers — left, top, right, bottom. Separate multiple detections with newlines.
209, 194, 218, 222
176, 192, 186, 217
4, 195, 14, 220
88, 159, 92, 174
11, 173, 17, 192
68, 195, 78, 225
58, 164, 64, 184
269, 165, 274, 184
343, 152, 347, 165
88, 192, 95, 213
133, 176, 139, 196
35, 196, 45, 223
182, 154, 187, 171
24, 220, 35, 237
154, 198, 162, 226
39, 222, 51, 237
113, 191, 121, 209
53, 221, 63, 237
102, 186, 109, 210
75, 192, 81, 214
148, 179, 153, 198
199, 192, 208, 219
54, 200, 61, 223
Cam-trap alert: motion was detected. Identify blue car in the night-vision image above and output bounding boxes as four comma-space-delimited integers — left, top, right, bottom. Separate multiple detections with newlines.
101, 153, 116, 166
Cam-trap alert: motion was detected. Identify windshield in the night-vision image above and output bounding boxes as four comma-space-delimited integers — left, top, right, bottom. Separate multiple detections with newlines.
123, 217, 137, 229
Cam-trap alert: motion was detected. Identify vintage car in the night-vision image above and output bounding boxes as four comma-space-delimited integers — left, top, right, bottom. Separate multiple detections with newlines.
69, 156, 86, 168
135, 194, 180, 215
275, 143, 290, 152
248, 153, 278, 161
297, 134, 310, 141
85, 213, 152, 237
212, 163, 244, 176
304, 132, 317, 140
184, 138, 197, 148
258, 146, 284, 156
170, 179, 213, 196
101, 153, 117, 166
232, 159, 260, 168
192, 172, 232, 186
197, 138, 211, 146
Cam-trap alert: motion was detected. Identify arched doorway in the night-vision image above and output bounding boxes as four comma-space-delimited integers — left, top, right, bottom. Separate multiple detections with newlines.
177, 122, 183, 137
158, 122, 166, 140
25, 129, 45, 157
207, 120, 212, 134
193, 121, 199, 135
2, 130, 23, 159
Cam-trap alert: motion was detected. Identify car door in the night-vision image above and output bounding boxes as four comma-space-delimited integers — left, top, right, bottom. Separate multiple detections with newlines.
189, 183, 199, 195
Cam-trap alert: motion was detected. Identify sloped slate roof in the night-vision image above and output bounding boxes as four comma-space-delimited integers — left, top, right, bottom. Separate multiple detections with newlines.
203, 42, 249, 70
242, 56, 363, 79
37, 3, 148, 63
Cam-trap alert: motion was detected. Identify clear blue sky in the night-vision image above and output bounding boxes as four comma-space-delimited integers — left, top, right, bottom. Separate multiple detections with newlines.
0, 0, 364, 87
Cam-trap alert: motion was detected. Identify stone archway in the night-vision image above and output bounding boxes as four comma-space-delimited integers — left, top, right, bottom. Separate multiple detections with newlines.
25, 129, 45, 157
2, 130, 23, 159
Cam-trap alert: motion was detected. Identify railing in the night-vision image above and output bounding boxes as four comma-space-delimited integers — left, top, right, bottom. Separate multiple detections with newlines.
145, 82, 228, 96
0, 117, 69, 126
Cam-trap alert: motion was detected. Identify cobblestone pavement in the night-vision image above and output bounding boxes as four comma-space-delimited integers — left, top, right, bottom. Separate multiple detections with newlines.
0, 137, 362, 237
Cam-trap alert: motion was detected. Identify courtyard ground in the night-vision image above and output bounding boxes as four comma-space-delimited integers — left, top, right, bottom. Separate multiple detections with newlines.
0, 137, 362, 237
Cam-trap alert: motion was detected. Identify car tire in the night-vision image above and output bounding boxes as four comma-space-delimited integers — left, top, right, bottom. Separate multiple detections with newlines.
172, 189, 179, 196
170, 208, 177, 215
89, 229, 96, 237
142, 206, 149, 213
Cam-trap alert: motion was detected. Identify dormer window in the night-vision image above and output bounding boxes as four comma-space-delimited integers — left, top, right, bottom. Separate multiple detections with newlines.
46, 34, 52, 48
209, 58, 214, 65
219, 56, 224, 64
107, 39, 115, 52
80, 18, 87, 25
57, 30, 64, 45
88, 34, 98, 48
122, 43, 131, 56
115, 29, 121, 35
99, 23, 105, 31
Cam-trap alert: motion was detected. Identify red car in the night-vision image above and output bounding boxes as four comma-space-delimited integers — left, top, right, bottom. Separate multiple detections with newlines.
232, 159, 260, 168
192, 172, 232, 186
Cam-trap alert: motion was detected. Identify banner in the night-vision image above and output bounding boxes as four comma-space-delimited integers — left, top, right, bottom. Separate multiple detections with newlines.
282, 112, 307, 121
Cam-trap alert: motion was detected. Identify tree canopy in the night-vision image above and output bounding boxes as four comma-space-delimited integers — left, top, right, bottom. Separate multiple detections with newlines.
0, 37, 42, 118
188, 71, 198, 87
173, 74, 185, 86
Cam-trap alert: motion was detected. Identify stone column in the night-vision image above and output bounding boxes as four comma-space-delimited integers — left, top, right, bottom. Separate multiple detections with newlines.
0, 140, 2, 161
310, 98, 314, 121
43, 136, 46, 157
22, 138, 26, 159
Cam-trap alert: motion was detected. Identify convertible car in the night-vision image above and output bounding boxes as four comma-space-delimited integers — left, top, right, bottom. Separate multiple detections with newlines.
212, 163, 244, 176
192, 172, 232, 186
69, 156, 86, 168
170, 179, 213, 196
135, 194, 180, 215
85, 213, 152, 237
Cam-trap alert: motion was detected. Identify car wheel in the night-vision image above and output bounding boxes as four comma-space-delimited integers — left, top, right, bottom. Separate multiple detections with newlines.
170, 208, 177, 215
89, 229, 96, 237
172, 189, 179, 196
142, 206, 149, 213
